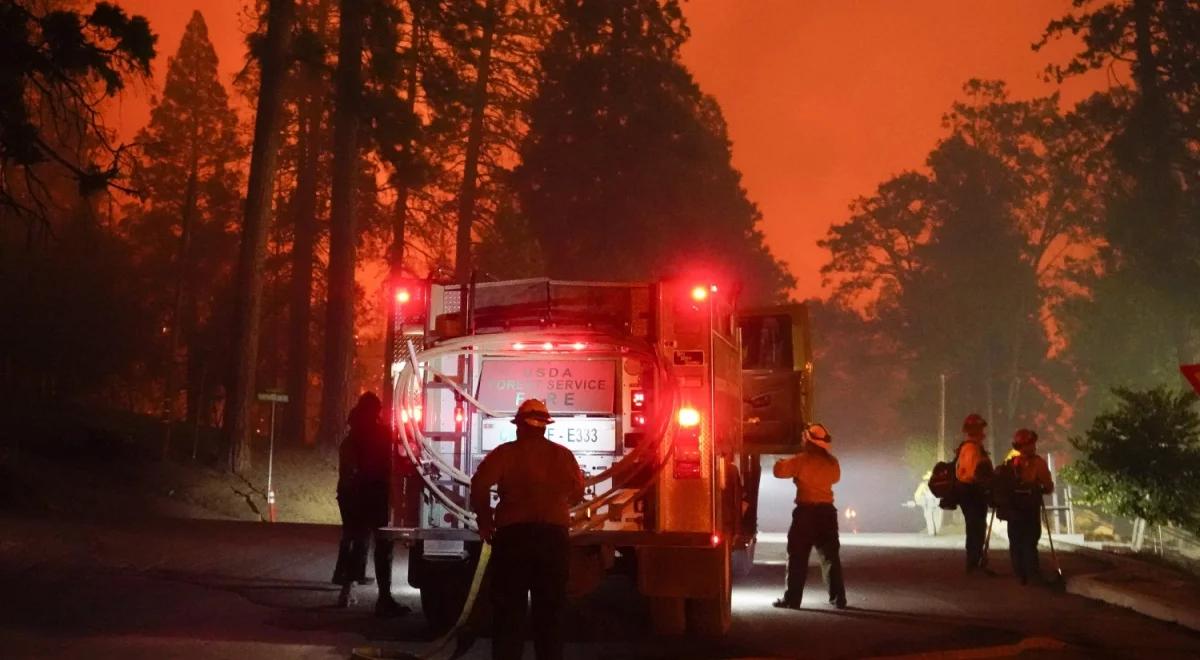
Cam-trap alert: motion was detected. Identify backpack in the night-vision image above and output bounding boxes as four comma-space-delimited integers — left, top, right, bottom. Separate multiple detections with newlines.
990, 461, 1017, 520
928, 460, 957, 499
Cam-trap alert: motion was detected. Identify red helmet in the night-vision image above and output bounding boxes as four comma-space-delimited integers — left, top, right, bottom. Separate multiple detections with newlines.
962, 413, 987, 433
1013, 428, 1039, 448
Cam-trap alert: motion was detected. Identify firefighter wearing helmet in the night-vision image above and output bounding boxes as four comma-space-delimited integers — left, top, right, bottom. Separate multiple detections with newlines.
770, 423, 847, 610
470, 399, 585, 660
956, 413, 995, 573
1004, 429, 1054, 584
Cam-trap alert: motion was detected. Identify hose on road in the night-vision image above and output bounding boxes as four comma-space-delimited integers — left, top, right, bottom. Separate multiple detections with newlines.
350, 542, 493, 660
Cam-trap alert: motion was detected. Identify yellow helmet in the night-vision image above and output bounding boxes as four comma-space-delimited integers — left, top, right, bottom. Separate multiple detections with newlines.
512, 399, 554, 427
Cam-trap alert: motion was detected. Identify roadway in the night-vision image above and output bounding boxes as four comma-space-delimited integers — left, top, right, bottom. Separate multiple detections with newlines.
1, 515, 1198, 659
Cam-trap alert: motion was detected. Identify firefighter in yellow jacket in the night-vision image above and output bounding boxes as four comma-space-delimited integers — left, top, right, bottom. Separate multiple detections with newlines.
1005, 429, 1054, 585
956, 413, 994, 573
471, 399, 585, 660
771, 423, 847, 610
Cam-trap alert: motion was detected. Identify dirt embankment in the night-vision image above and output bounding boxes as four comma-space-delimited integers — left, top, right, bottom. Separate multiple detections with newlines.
0, 405, 339, 524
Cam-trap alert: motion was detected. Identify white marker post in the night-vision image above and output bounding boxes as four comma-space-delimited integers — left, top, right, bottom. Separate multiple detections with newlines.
256, 390, 290, 522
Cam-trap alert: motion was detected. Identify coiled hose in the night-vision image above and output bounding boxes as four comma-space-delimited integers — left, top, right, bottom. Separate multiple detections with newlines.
390, 330, 682, 531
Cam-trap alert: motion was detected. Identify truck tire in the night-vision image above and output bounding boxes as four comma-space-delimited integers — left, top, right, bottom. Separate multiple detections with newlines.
647, 596, 686, 636
731, 539, 756, 580
687, 544, 732, 637
417, 559, 474, 634
686, 587, 732, 637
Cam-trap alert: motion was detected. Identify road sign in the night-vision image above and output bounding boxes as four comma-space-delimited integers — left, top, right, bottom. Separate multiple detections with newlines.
1182, 364, 1200, 395
255, 390, 288, 522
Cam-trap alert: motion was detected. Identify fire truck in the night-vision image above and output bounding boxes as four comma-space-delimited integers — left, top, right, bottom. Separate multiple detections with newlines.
381, 277, 812, 636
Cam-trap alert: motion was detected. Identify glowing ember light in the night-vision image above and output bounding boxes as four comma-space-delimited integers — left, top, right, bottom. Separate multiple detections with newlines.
395, 289, 411, 304
541, 342, 554, 351
690, 286, 708, 302
677, 407, 701, 427
512, 342, 526, 350
571, 341, 587, 350
711, 534, 721, 547
710, 284, 718, 293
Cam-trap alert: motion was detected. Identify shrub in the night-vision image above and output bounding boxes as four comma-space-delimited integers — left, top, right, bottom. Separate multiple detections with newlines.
1064, 386, 1200, 535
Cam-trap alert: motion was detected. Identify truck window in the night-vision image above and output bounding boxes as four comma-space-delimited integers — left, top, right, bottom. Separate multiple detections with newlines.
739, 314, 792, 370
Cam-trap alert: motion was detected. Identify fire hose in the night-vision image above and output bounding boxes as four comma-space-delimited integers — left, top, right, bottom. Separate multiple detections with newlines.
351, 543, 492, 660
390, 330, 683, 531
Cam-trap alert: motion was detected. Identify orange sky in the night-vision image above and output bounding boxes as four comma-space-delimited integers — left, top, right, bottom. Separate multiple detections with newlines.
110, 0, 1107, 300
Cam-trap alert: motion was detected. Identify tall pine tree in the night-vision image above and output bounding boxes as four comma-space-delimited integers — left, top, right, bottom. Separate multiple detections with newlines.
127, 10, 243, 443
513, 0, 791, 302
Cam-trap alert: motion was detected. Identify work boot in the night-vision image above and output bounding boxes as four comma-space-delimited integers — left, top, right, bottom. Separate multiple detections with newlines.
829, 596, 847, 609
771, 597, 801, 611
337, 583, 356, 608
375, 594, 411, 618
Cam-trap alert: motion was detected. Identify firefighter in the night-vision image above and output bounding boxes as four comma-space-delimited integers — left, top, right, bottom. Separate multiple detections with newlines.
471, 399, 585, 660
1005, 429, 1054, 585
956, 413, 994, 574
771, 423, 847, 610
910, 470, 940, 536
332, 392, 409, 617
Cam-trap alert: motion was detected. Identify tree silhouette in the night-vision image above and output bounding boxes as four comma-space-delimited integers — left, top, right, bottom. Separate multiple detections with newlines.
0, 1, 155, 232
126, 11, 244, 447
315, 0, 368, 451
1039, 0, 1200, 366
225, 0, 296, 473
514, 0, 791, 302
821, 82, 1090, 447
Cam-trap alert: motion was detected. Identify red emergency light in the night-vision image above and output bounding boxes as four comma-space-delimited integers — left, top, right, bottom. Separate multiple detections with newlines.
690, 286, 708, 302
677, 406, 701, 427
674, 406, 703, 479
391, 280, 427, 327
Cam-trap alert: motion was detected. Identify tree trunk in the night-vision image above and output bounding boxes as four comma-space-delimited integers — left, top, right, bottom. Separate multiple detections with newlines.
381, 13, 422, 421
164, 162, 200, 458
453, 0, 502, 283
284, 91, 323, 447
316, 0, 366, 451
223, 0, 295, 473
283, 0, 331, 449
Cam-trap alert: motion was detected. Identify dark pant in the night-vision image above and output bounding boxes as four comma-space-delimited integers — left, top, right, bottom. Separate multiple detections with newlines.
784, 504, 845, 606
490, 523, 569, 660
1007, 505, 1042, 582
332, 486, 393, 595
960, 488, 989, 570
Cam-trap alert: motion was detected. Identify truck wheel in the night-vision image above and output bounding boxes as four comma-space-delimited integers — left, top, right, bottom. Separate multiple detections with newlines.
731, 539, 756, 579
687, 545, 733, 637
686, 586, 732, 637
418, 560, 474, 634
647, 596, 686, 636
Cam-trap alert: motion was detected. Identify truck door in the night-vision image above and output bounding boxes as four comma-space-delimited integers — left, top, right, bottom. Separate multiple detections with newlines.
738, 303, 813, 455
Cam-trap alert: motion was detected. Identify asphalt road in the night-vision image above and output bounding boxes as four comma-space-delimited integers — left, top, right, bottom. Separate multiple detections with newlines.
1, 515, 1198, 659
